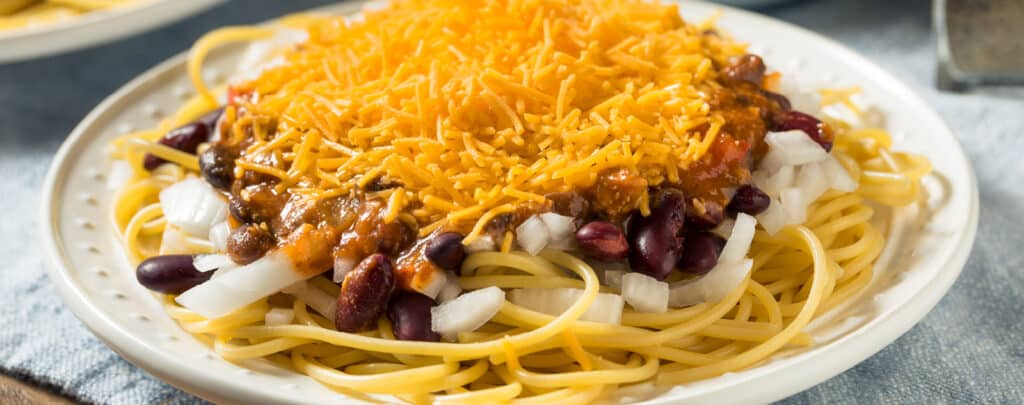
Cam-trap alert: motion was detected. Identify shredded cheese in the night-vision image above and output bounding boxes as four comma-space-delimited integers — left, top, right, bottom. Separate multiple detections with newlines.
223, 0, 748, 235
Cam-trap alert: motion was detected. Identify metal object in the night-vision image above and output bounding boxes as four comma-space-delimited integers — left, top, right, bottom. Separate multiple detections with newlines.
935, 0, 1024, 91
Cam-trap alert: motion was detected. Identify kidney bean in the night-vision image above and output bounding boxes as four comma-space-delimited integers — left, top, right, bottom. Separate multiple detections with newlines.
136, 254, 212, 294
678, 232, 726, 275
627, 190, 686, 280
775, 110, 833, 151
575, 221, 628, 261
336, 254, 395, 332
199, 143, 236, 190
727, 185, 771, 216
387, 291, 440, 342
226, 224, 275, 265
143, 122, 210, 170
196, 107, 224, 132
761, 90, 792, 111
425, 232, 466, 271
722, 54, 766, 85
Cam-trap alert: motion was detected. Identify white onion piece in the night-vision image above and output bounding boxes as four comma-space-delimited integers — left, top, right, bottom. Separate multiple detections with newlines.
106, 160, 133, 191
669, 259, 753, 307
332, 256, 357, 283
515, 215, 550, 255
465, 235, 496, 253
208, 221, 230, 252
159, 225, 190, 255
822, 156, 858, 192
283, 281, 337, 320
436, 273, 462, 304
509, 288, 623, 325
176, 252, 305, 319
719, 213, 756, 263
192, 254, 235, 272
265, 308, 294, 326
756, 197, 788, 236
431, 287, 505, 338
159, 178, 228, 237
780, 187, 808, 224
539, 212, 576, 242
621, 273, 669, 313
755, 164, 795, 196
711, 218, 735, 240
796, 161, 830, 203
417, 269, 448, 300
765, 130, 829, 166
778, 76, 820, 114
602, 270, 626, 291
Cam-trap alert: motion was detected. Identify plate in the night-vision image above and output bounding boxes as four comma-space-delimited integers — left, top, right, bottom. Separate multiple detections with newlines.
40, 1, 979, 404
0, 0, 223, 64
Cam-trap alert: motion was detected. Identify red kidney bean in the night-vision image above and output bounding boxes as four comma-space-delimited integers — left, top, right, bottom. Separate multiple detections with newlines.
143, 122, 211, 170
678, 232, 726, 275
136, 254, 212, 294
627, 190, 686, 280
196, 107, 224, 132
226, 224, 275, 265
199, 143, 237, 190
336, 254, 395, 332
775, 110, 833, 151
387, 291, 440, 342
722, 54, 766, 85
576, 221, 628, 261
727, 185, 771, 216
425, 232, 466, 272
761, 90, 792, 111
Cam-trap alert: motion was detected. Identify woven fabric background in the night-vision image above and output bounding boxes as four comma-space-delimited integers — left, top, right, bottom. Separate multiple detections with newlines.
0, 0, 1020, 403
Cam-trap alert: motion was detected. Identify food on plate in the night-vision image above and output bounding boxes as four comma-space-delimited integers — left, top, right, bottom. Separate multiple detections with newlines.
108, 0, 931, 401
0, 0, 138, 31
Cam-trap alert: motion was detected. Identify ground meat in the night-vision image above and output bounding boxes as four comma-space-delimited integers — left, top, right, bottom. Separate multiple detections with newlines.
334, 199, 414, 263
545, 191, 590, 219
590, 168, 648, 221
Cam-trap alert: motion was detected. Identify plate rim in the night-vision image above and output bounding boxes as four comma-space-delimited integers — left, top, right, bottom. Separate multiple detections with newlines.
0, 0, 224, 64
39, 1, 980, 404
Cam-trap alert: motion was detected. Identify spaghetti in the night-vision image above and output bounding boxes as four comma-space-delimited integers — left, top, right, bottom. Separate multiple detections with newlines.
108, 0, 931, 402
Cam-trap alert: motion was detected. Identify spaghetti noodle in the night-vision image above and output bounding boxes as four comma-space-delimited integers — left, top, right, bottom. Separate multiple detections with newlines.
108, 0, 931, 402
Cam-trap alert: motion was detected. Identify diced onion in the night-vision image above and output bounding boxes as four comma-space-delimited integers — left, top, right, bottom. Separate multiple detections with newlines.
509, 288, 624, 325
780, 187, 808, 225
718, 213, 756, 263
822, 156, 858, 192
159, 225, 190, 255
711, 218, 735, 240
465, 235, 496, 253
264, 308, 294, 326
431, 286, 505, 338
208, 221, 230, 253
602, 270, 626, 291
176, 252, 305, 319
417, 269, 449, 300
436, 273, 462, 303
192, 254, 235, 272
332, 256, 357, 283
621, 273, 669, 313
283, 281, 337, 320
756, 197, 788, 236
796, 161, 830, 203
669, 259, 753, 307
539, 212, 576, 243
515, 215, 550, 255
159, 178, 228, 237
754, 164, 795, 197
764, 130, 829, 167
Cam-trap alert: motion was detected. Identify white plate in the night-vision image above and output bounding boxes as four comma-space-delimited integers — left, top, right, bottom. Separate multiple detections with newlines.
0, 0, 223, 64
40, 1, 979, 404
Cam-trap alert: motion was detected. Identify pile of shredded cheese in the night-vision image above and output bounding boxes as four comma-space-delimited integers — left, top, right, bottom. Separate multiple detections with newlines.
226, 0, 749, 243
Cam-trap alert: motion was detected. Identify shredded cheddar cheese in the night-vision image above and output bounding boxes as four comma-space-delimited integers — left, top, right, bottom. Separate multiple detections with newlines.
219, 0, 749, 240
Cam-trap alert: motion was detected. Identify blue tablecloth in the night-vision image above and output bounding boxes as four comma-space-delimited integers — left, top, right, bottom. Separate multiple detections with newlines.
2, 0, 1021, 403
